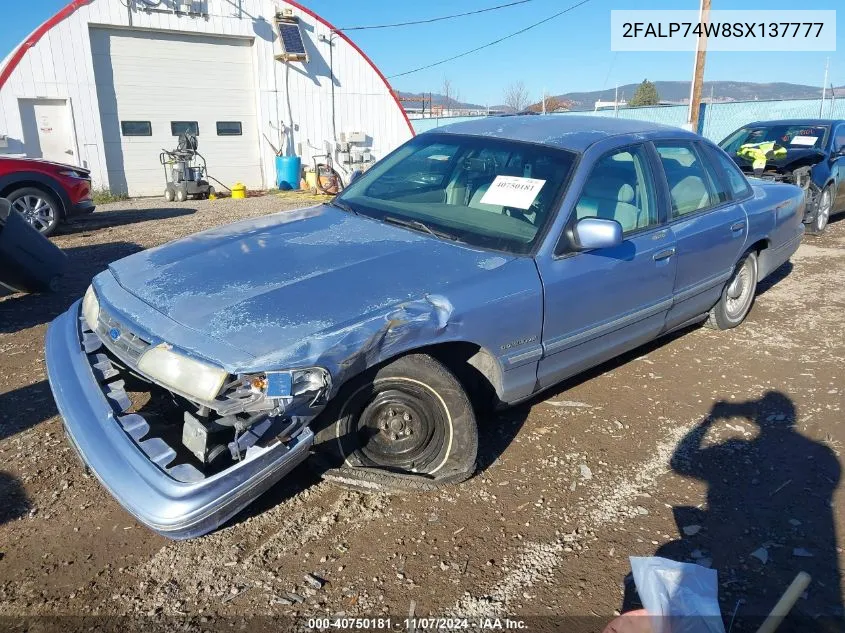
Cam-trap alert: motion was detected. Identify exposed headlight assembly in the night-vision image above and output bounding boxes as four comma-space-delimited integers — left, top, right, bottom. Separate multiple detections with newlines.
250, 368, 331, 401
58, 169, 88, 180
138, 344, 228, 403
82, 285, 100, 331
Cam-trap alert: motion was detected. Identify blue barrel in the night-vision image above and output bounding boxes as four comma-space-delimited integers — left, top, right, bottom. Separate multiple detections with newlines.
275, 155, 301, 190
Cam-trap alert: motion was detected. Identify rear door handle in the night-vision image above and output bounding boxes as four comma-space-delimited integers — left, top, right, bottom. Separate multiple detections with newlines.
653, 247, 676, 261
731, 221, 746, 232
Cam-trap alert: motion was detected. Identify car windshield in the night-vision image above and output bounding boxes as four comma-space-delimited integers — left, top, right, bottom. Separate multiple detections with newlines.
335, 133, 577, 254
720, 124, 830, 154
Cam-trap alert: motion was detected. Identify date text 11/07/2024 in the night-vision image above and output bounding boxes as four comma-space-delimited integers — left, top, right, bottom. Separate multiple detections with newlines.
306, 617, 528, 630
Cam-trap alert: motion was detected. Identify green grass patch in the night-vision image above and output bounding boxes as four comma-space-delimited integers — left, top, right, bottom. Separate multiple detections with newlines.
91, 187, 129, 205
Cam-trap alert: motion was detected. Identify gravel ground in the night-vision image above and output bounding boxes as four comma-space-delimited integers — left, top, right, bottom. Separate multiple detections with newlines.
1, 197, 844, 632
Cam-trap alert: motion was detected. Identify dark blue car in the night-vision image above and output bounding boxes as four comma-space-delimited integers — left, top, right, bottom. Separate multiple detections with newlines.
46, 116, 805, 538
720, 118, 845, 234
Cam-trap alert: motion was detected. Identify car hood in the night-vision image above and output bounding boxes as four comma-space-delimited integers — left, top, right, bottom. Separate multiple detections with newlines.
107, 205, 514, 368
0, 156, 90, 173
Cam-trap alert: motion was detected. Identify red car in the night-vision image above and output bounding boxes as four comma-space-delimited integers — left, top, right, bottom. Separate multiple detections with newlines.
0, 157, 95, 236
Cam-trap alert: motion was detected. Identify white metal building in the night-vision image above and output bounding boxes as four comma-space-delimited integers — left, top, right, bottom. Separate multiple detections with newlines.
0, 0, 414, 196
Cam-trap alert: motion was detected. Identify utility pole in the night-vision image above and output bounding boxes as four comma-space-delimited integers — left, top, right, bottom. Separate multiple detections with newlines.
820, 57, 830, 117
614, 83, 619, 117
687, 0, 711, 133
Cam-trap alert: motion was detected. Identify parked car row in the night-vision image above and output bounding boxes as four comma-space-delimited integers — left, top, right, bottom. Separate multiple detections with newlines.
3, 118, 843, 240
43, 115, 808, 539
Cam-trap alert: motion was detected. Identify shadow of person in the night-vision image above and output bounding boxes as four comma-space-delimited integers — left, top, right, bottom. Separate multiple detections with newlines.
649, 391, 842, 632
0, 470, 31, 526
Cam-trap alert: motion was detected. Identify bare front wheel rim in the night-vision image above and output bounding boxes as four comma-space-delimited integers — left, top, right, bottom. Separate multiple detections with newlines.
725, 259, 755, 319
12, 195, 55, 232
348, 382, 447, 472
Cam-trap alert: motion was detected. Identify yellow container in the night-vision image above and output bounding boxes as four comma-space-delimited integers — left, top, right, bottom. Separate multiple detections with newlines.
304, 170, 317, 192
231, 182, 247, 199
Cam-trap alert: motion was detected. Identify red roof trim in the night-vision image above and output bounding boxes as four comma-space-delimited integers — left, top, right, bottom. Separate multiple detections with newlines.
283, 0, 415, 137
0, 0, 94, 91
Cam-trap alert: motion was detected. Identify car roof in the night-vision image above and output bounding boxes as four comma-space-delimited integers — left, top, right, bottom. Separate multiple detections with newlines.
429, 115, 700, 152
743, 118, 845, 127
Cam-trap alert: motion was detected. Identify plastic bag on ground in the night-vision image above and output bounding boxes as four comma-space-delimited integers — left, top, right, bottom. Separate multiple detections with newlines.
630, 556, 726, 633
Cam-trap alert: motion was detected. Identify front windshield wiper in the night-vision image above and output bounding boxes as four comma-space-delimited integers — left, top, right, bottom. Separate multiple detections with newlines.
383, 216, 459, 242
328, 198, 358, 215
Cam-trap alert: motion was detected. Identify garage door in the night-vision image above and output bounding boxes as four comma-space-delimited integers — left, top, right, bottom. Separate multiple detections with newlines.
91, 28, 261, 196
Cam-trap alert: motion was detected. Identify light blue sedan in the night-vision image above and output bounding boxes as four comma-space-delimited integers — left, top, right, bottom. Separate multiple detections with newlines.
45, 116, 805, 538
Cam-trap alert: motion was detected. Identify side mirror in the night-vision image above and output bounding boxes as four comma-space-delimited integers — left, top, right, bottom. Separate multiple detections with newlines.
348, 169, 363, 185
572, 217, 623, 250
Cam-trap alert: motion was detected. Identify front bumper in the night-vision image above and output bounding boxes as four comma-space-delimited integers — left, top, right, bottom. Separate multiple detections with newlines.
69, 199, 96, 217
45, 301, 314, 539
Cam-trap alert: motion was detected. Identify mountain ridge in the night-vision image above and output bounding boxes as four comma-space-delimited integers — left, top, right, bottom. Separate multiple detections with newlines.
552, 81, 845, 110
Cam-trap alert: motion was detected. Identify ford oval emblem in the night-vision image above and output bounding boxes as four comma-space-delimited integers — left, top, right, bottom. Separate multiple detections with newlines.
108, 327, 121, 342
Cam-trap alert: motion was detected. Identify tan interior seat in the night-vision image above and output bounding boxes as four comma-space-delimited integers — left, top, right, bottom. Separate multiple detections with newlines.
670, 175, 710, 215
575, 175, 641, 232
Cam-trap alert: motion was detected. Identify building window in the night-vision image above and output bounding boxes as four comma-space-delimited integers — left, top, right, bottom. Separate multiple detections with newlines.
171, 121, 199, 136
121, 121, 152, 136
216, 121, 243, 136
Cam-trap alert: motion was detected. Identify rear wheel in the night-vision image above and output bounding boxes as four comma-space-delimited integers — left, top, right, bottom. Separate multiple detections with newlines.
175, 186, 187, 203
313, 354, 478, 491
164, 186, 175, 202
7, 187, 61, 236
705, 251, 758, 330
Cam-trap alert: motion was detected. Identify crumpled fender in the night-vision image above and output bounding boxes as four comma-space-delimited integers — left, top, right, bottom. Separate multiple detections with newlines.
236, 294, 457, 396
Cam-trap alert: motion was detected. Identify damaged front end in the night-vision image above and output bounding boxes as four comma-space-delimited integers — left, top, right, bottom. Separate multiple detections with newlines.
735, 146, 824, 225
46, 290, 325, 539
752, 164, 821, 224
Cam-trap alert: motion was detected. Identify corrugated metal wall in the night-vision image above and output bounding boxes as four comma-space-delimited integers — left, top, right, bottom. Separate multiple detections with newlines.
412, 98, 844, 143
0, 0, 413, 192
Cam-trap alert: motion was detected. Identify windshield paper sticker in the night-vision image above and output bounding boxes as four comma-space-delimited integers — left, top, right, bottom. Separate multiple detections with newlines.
480, 176, 546, 210
789, 136, 818, 146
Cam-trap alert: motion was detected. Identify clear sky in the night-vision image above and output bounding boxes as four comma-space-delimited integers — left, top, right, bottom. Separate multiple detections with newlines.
2, 1, 841, 105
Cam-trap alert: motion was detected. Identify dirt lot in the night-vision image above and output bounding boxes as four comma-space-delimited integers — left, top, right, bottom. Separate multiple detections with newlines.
1, 197, 843, 632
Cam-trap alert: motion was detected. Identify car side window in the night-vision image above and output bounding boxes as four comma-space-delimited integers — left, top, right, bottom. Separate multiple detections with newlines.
834, 125, 845, 155
703, 144, 753, 200
655, 142, 719, 218
574, 145, 657, 235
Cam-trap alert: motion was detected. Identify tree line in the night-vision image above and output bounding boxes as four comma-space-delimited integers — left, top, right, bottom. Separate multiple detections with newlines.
438, 77, 661, 112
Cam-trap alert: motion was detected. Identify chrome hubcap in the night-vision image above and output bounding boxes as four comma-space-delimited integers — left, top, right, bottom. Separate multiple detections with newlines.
12, 195, 55, 232
726, 260, 754, 318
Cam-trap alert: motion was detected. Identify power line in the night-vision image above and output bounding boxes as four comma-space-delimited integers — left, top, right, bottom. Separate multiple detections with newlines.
336, 0, 539, 32
387, 0, 594, 79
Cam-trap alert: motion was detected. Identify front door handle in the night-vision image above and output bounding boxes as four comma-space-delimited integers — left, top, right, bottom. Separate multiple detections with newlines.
731, 221, 746, 232
653, 247, 676, 261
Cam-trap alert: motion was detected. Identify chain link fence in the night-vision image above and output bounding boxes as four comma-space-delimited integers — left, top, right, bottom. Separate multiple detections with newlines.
411, 97, 844, 143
